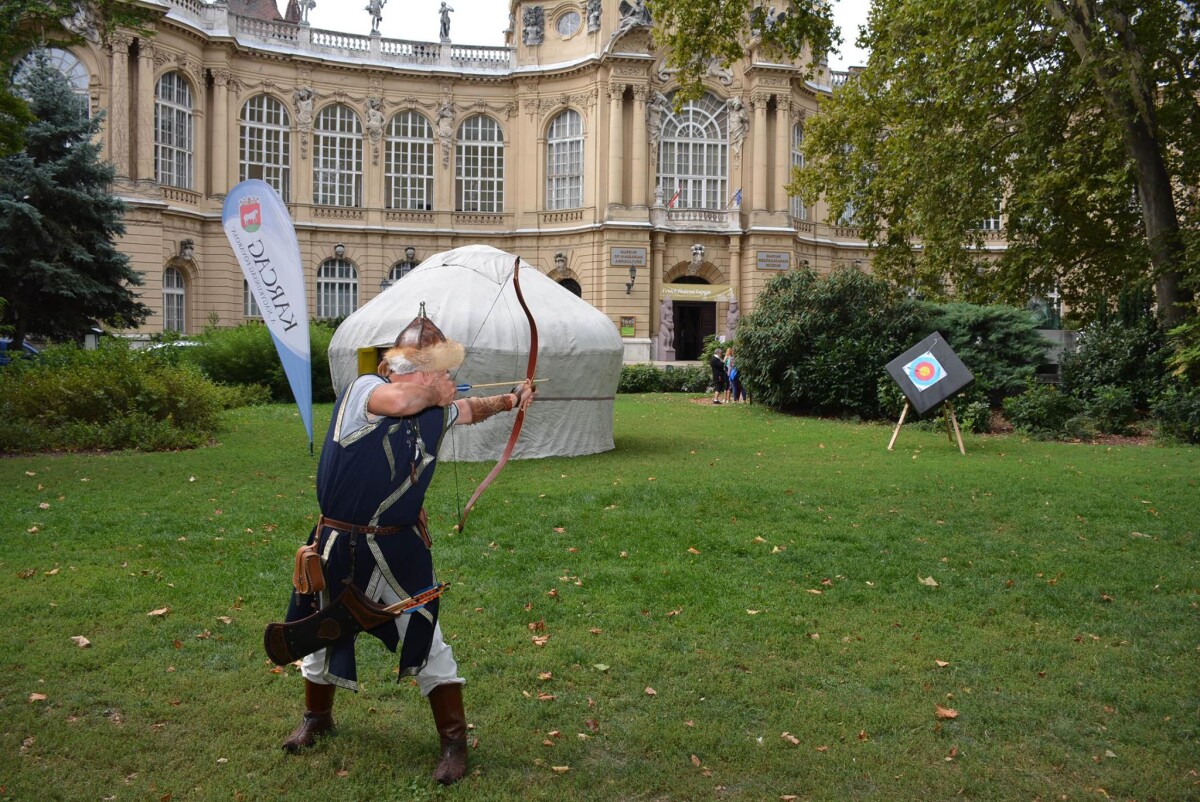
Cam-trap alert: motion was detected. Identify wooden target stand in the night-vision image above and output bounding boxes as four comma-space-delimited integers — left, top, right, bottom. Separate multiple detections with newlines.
887, 399, 966, 455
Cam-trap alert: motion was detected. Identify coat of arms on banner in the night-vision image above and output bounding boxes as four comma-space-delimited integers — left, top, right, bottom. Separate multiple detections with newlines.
239, 197, 262, 233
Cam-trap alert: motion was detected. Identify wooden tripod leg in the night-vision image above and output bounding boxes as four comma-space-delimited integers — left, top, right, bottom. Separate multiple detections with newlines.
887, 401, 910, 451
947, 402, 966, 455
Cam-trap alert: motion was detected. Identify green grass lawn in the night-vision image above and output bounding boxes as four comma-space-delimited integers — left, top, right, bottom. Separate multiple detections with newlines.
1, 395, 1197, 801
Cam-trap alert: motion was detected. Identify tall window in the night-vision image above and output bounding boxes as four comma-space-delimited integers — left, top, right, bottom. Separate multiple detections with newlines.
243, 280, 261, 318
163, 267, 186, 333
981, 199, 1003, 231
240, 95, 291, 201
656, 91, 727, 209
546, 109, 583, 209
14, 48, 89, 115
155, 72, 193, 189
385, 111, 434, 210
313, 104, 362, 206
789, 123, 807, 221
317, 259, 358, 318
455, 115, 504, 213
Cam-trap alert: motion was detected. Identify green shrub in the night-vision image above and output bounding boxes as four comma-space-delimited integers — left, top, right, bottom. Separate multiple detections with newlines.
1059, 318, 1171, 409
617, 364, 710, 393
959, 400, 992, 434
190, 321, 336, 403
1003, 382, 1084, 439
1084, 385, 1138, 435
0, 340, 226, 452
922, 302, 1048, 403
736, 266, 927, 418
1152, 384, 1200, 443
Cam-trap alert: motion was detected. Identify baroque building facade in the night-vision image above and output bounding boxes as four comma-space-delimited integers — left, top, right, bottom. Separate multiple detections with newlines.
33, 0, 980, 360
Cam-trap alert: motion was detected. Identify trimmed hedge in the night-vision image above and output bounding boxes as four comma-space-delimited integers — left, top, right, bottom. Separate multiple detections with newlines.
0, 341, 231, 452
618, 363, 709, 393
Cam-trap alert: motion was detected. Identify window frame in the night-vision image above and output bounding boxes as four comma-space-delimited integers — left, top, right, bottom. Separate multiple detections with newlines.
312, 104, 363, 207
455, 115, 505, 213
240, 94, 291, 202
546, 109, 584, 210
316, 258, 359, 319
155, 72, 194, 190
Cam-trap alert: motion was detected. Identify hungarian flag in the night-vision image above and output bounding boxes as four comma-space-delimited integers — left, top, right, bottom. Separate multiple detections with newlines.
667, 186, 681, 208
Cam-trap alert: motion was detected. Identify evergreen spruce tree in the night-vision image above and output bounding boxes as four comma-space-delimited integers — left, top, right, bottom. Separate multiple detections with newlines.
0, 51, 150, 351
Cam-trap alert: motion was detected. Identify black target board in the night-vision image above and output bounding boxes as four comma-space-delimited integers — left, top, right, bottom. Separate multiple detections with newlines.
884, 332, 974, 416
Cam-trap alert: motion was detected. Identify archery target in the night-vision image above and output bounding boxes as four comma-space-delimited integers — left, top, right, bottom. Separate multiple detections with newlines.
884, 332, 974, 416
903, 352, 946, 391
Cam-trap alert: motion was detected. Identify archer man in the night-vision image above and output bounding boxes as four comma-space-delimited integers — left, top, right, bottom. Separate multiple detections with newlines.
265, 305, 534, 784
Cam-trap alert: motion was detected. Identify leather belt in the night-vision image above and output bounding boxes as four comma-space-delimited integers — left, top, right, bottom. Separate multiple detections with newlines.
316, 515, 405, 536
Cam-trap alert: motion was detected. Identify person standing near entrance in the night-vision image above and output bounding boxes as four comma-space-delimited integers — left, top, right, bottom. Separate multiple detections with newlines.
710, 347, 728, 404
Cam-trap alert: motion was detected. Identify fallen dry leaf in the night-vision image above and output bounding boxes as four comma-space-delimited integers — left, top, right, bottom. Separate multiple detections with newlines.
553, 527, 565, 533
806, 588, 823, 595
781, 796, 799, 801
815, 745, 829, 752
584, 718, 599, 732
690, 754, 701, 767
45, 567, 59, 576
746, 609, 761, 615
857, 730, 868, 741
216, 616, 233, 625
532, 635, 550, 646
687, 547, 701, 555
644, 687, 657, 696
551, 765, 569, 773
70, 636, 91, 649
147, 607, 170, 617
945, 745, 959, 761
753, 536, 768, 543
29, 692, 47, 703
935, 705, 959, 720
781, 732, 800, 745
918, 575, 939, 587
537, 693, 556, 701
335, 769, 348, 777
39, 502, 50, 510
538, 671, 553, 680
935, 660, 950, 668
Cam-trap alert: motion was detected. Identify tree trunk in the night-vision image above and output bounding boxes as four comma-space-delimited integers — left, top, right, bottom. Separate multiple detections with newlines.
1047, 0, 1188, 326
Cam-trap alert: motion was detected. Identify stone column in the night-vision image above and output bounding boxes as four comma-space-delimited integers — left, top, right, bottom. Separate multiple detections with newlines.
136, 41, 156, 182
751, 93, 769, 212
606, 83, 625, 208
211, 69, 230, 196
107, 32, 132, 177
774, 96, 791, 212
630, 86, 648, 208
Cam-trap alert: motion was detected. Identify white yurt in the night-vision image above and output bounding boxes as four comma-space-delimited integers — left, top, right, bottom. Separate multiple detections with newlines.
328, 245, 624, 461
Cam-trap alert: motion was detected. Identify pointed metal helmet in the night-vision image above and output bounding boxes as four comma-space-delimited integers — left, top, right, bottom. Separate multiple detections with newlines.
382, 302, 464, 375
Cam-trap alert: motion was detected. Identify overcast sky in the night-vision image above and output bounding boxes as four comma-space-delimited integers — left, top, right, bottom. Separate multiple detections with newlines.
306, 0, 872, 70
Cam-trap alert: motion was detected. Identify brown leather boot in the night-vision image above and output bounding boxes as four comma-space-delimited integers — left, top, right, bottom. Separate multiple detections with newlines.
428, 683, 468, 784
281, 680, 336, 753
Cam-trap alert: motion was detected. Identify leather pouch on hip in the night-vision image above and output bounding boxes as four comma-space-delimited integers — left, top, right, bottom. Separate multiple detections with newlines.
293, 543, 325, 594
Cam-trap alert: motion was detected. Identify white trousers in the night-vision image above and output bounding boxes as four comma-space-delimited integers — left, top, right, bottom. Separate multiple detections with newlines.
301, 577, 463, 696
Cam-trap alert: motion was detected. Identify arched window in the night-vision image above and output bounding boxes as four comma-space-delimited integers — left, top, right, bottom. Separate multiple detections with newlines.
240, 95, 291, 201
317, 258, 358, 318
558, 278, 582, 297
386, 111, 434, 210
657, 91, 727, 210
14, 48, 89, 114
313, 104, 362, 206
163, 267, 186, 333
546, 109, 583, 210
456, 115, 504, 213
155, 72, 193, 189
243, 280, 261, 318
790, 123, 807, 221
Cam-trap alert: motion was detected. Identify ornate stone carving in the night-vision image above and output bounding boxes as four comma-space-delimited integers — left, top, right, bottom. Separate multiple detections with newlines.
366, 97, 384, 164
612, 0, 651, 41
294, 86, 315, 160
522, 6, 545, 47
727, 96, 748, 167
586, 0, 602, 33
658, 56, 733, 86
435, 98, 455, 166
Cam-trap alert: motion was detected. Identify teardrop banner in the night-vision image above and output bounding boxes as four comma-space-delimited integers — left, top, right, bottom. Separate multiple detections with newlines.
884, 332, 974, 416
222, 179, 314, 452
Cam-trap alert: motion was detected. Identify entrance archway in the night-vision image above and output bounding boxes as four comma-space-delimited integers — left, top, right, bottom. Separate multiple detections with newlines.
669, 276, 712, 360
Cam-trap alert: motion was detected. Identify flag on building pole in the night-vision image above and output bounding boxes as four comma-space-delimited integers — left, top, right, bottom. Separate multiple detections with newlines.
667, 185, 681, 208
222, 179, 314, 453
729, 188, 742, 208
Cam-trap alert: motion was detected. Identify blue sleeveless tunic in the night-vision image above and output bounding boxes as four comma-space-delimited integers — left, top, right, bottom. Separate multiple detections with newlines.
285, 374, 456, 690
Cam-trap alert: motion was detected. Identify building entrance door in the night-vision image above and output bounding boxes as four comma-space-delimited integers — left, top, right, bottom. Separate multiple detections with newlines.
673, 301, 715, 360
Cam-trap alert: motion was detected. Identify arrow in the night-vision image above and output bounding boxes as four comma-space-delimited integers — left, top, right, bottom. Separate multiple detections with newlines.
456, 378, 549, 392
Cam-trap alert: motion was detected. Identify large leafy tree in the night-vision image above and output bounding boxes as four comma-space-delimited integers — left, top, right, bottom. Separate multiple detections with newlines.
652, 1, 1199, 326
0, 1, 151, 155
0, 53, 150, 350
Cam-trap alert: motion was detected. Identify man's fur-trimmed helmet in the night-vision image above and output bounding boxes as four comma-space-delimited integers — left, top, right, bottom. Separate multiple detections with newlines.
383, 302, 464, 375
